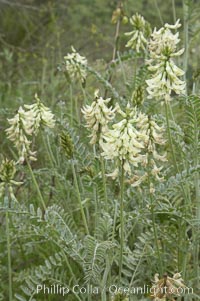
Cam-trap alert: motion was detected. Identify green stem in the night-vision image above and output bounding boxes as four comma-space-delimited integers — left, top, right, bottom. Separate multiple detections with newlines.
146, 154, 163, 274
183, 0, 189, 95
172, 0, 177, 24
169, 103, 192, 207
100, 155, 108, 212
71, 160, 89, 235
26, 159, 46, 211
101, 256, 110, 301
93, 145, 99, 236
70, 84, 73, 126
119, 161, 125, 283
193, 87, 200, 287
164, 100, 187, 276
164, 101, 179, 173
165, 100, 191, 278
6, 210, 12, 301
46, 135, 57, 166
117, 51, 127, 84
154, 0, 163, 25
151, 206, 163, 275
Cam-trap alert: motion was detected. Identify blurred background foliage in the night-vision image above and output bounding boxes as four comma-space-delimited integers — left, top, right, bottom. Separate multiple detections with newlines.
0, 0, 200, 148
0, 0, 187, 85
0, 1, 200, 300
1, 0, 200, 99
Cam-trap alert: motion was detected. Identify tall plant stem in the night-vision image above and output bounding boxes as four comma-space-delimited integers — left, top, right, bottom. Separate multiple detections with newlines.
71, 160, 89, 235
154, 0, 163, 25
164, 101, 190, 203
26, 159, 46, 211
6, 210, 12, 301
147, 160, 163, 274
70, 84, 73, 126
112, 16, 121, 62
101, 256, 110, 301
195, 174, 200, 288
119, 161, 125, 283
93, 145, 99, 236
164, 100, 189, 277
100, 155, 108, 212
183, 0, 189, 95
104, 1, 121, 99
193, 88, 200, 287
151, 206, 163, 275
164, 100, 179, 173
172, 0, 177, 24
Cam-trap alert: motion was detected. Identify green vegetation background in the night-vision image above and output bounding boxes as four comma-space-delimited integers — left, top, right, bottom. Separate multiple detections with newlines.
0, 1, 200, 301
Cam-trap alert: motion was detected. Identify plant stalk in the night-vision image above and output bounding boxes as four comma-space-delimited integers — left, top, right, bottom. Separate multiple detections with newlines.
100, 155, 108, 212
71, 160, 89, 235
6, 210, 12, 301
119, 160, 125, 283
26, 159, 46, 211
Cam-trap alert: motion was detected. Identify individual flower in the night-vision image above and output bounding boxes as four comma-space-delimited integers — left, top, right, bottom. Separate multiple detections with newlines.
81, 90, 118, 144
150, 273, 186, 300
64, 46, 87, 83
24, 94, 55, 133
0, 158, 23, 199
125, 13, 151, 53
146, 19, 186, 100
100, 103, 147, 177
6, 106, 36, 163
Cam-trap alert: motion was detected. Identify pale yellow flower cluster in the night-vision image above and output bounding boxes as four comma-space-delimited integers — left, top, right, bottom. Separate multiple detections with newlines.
151, 273, 186, 300
64, 46, 87, 83
6, 106, 37, 163
146, 19, 186, 100
82, 97, 166, 186
81, 90, 118, 144
6, 95, 55, 163
125, 13, 151, 53
100, 103, 147, 177
24, 94, 55, 133
128, 113, 167, 188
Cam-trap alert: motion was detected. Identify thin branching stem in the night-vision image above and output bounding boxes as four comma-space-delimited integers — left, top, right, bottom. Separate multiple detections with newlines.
164, 100, 189, 278
164, 100, 179, 173
71, 160, 89, 235
119, 160, 125, 283
100, 155, 108, 212
183, 0, 189, 95
172, 0, 177, 24
26, 158, 46, 211
154, 0, 163, 25
146, 151, 163, 274
6, 210, 12, 301
70, 84, 73, 126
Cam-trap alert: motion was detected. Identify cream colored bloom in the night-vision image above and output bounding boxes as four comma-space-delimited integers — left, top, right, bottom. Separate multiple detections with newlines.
150, 272, 186, 300
125, 13, 151, 53
24, 94, 55, 133
146, 19, 185, 100
6, 107, 36, 163
128, 114, 167, 187
6, 95, 55, 163
64, 46, 87, 82
100, 103, 147, 177
82, 90, 118, 144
